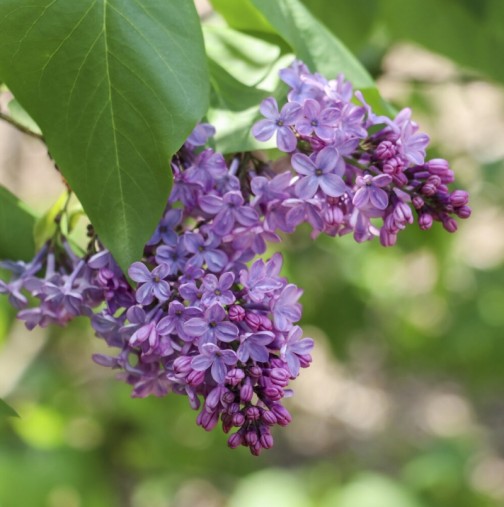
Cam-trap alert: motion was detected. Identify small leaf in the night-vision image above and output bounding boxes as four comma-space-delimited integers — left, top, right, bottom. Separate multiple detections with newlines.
0, 186, 36, 262
0, 399, 19, 418
0, 0, 209, 273
32, 192, 69, 250
251, 0, 374, 88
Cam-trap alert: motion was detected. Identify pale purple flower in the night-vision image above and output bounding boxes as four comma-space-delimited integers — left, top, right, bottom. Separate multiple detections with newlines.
185, 149, 228, 191
295, 99, 339, 141
128, 262, 171, 305
156, 301, 203, 342
292, 147, 346, 199
280, 326, 314, 377
200, 191, 259, 236
146, 208, 182, 246
155, 240, 189, 275
352, 174, 392, 210
184, 232, 228, 272
191, 343, 238, 384
183, 303, 239, 345
252, 97, 301, 152
201, 272, 235, 306
186, 123, 215, 148
237, 331, 275, 363
239, 256, 284, 303
250, 171, 292, 207
272, 284, 303, 331
392, 108, 429, 165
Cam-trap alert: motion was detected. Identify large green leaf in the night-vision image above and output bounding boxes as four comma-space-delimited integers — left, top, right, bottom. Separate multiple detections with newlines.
209, 0, 274, 33
0, 0, 209, 273
0, 186, 36, 262
251, 0, 374, 88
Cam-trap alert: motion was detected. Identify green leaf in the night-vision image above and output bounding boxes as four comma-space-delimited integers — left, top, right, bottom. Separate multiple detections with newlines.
0, 186, 36, 262
378, 0, 504, 84
32, 192, 69, 250
0, 399, 19, 418
203, 25, 281, 87
209, 0, 274, 33
251, 0, 374, 88
0, 0, 209, 273
7, 98, 42, 137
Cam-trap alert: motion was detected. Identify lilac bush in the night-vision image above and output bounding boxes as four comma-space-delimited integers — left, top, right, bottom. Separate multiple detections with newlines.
0, 60, 470, 455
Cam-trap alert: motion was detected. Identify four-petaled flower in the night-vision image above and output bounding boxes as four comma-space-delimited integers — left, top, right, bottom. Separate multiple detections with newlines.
237, 331, 275, 363
352, 173, 392, 211
191, 343, 238, 384
183, 303, 239, 345
280, 326, 314, 377
128, 262, 171, 305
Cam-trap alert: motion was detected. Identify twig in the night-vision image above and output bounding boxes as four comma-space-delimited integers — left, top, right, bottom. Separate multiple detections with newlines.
0, 111, 44, 141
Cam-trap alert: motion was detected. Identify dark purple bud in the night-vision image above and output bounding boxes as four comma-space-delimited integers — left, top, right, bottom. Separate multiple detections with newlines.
259, 315, 273, 331
248, 365, 263, 378
245, 431, 258, 446
456, 205, 471, 219
262, 410, 277, 426
250, 442, 262, 456
173, 356, 192, 375
222, 390, 236, 404
232, 412, 245, 427
412, 196, 425, 209
187, 369, 205, 386
421, 183, 437, 196
197, 409, 219, 431
245, 312, 261, 331
324, 205, 344, 226
427, 175, 441, 187
375, 140, 396, 160
206, 387, 223, 410
427, 158, 450, 176
299, 354, 312, 368
228, 432, 243, 449
221, 415, 233, 434
92, 354, 118, 368
240, 383, 254, 402
227, 402, 240, 415
271, 404, 292, 426
260, 432, 274, 449
228, 305, 246, 322
270, 368, 290, 387
226, 368, 245, 386
442, 217, 458, 233
264, 386, 284, 401
380, 228, 397, 247
245, 406, 261, 421
419, 213, 433, 230
449, 190, 469, 207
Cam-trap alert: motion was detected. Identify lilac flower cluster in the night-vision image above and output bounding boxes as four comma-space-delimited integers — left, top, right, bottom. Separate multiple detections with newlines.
0, 60, 470, 455
252, 60, 471, 245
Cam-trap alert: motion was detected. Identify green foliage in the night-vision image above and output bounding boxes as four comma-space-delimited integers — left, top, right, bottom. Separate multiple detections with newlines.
0, 186, 36, 262
0, 399, 18, 418
0, 0, 209, 273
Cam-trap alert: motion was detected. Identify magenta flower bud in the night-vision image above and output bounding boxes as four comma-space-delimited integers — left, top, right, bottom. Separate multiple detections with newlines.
226, 402, 240, 415
262, 410, 277, 426
240, 383, 254, 402
259, 315, 273, 331
272, 404, 292, 426
245, 431, 258, 446
92, 354, 118, 368
197, 409, 219, 431
250, 442, 262, 456
245, 406, 261, 421
427, 175, 441, 187
380, 228, 397, 247
226, 368, 245, 386
382, 156, 403, 175
228, 305, 246, 322
260, 432, 274, 449
375, 140, 396, 160
449, 190, 469, 207
222, 390, 236, 404
412, 196, 424, 209
456, 205, 471, 219
270, 367, 290, 387
427, 158, 450, 176
245, 312, 261, 331
393, 202, 413, 224
232, 412, 245, 427
173, 356, 193, 376
419, 213, 433, 230
442, 217, 458, 233
187, 369, 205, 386
299, 354, 312, 368
249, 365, 263, 378
324, 205, 344, 226
228, 432, 242, 449
206, 387, 224, 410
421, 182, 437, 196
264, 385, 284, 401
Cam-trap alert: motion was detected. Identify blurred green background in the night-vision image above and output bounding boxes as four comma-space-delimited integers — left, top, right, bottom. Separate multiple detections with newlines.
1, 1, 503, 506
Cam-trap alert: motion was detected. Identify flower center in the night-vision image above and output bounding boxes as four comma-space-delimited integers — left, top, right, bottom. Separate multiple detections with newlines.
315, 168, 323, 176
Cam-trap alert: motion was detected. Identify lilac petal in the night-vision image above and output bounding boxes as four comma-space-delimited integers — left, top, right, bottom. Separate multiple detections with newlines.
296, 119, 315, 137
248, 342, 270, 363
200, 195, 223, 215
320, 107, 340, 123
204, 249, 228, 272
259, 97, 279, 119
183, 233, 203, 253
252, 120, 277, 142
314, 125, 335, 141
191, 354, 213, 371
286, 354, 301, 377
237, 345, 250, 363
319, 173, 346, 197
291, 337, 315, 355
183, 318, 208, 336
373, 174, 392, 187
286, 204, 306, 227
303, 99, 320, 119
353, 187, 370, 209
156, 316, 175, 335
369, 187, 389, 210
291, 153, 315, 176
316, 147, 339, 172
221, 349, 238, 365
136, 283, 154, 305
215, 322, 239, 342
152, 262, 170, 279
281, 102, 302, 124
211, 359, 227, 384
295, 176, 319, 199
235, 206, 259, 227
128, 262, 151, 283
276, 127, 297, 152
213, 209, 235, 236
220, 272, 234, 290
203, 274, 218, 291
153, 281, 171, 302
207, 303, 226, 322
